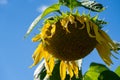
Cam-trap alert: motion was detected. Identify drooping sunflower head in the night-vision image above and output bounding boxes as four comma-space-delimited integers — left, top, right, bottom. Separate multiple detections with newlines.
31, 13, 118, 80
40, 14, 98, 61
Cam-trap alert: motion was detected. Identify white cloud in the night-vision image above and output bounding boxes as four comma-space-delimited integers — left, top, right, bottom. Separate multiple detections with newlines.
0, 0, 8, 5
37, 5, 48, 13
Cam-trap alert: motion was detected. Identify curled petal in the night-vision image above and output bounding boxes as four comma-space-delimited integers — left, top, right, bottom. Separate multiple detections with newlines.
76, 16, 85, 29
32, 34, 41, 42
92, 23, 103, 43
30, 44, 43, 68
69, 14, 75, 24
41, 23, 51, 38
86, 21, 96, 38
61, 18, 70, 33
50, 24, 56, 37
71, 61, 79, 78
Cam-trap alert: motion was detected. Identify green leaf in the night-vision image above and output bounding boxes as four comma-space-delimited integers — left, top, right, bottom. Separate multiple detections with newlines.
84, 72, 99, 80
59, 0, 81, 11
98, 70, 120, 80
84, 62, 109, 80
115, 66, 120, 77
88, 62, 109, 73
81, 1, 105, 12
24, 3, 61, 38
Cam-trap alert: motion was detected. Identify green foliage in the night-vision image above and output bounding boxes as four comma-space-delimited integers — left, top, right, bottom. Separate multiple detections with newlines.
115, 66, 120, 77
83, 62, 109, 80
24, 3, 60, 38
83, 63, 120, 80
59, 0, 81, 11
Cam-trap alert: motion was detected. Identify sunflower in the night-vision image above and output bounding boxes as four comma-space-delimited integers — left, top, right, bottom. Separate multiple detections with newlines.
30, 13, 118, 80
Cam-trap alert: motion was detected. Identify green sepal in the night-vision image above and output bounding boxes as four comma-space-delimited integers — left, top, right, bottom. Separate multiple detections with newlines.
91, 15, 107, 29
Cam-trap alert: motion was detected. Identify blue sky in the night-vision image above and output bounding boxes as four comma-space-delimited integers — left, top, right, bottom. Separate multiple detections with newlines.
0, 0, 120, 80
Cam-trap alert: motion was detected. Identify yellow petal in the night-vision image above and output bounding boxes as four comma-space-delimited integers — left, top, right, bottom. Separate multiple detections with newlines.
67, 62, 74, 78
69, 14, 75, 24
96, 43, 113, 66
49, 57, 55, 75
32, 43, 43, 60
45, 59, 51, 76
44, 51, 52, 76
71, 61, 79, 78
41, 22, 51, 38
32, 52, 43, 67
30, 44, 44, 68
60, 18, 70, 33
60, 61, 67, 80
50, 24, 56, 37
86, 21, 96, 38
76, 16, 85, 29
99, 30, 118, 51
76, 16, 84, 24
61, 18, 67, 27
44, 51, 50, 61
92, 23, 103, 43
84, 16, 96, 38
32, 34, 41, 42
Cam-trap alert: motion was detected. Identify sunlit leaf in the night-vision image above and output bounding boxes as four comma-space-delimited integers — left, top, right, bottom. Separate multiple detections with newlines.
24, 3, 60, 38
88, 62, 109, 73
84, 62, 109, 80
115, 66, 120, 77
84, 72, 99, 80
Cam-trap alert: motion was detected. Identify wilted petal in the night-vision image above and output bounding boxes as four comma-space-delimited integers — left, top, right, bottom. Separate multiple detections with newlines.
71, 61, 79, 78
100, 30, 118, 51
60, 61, 67, 80
45, 59, 50, 76
69, 14, 75, 24
67, 62, 74, 78
49, 57, 55, 75
96, 43, 113, 66
50, 24, 56, 37
32, 34, 41, 42
30, 44, 44, 68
